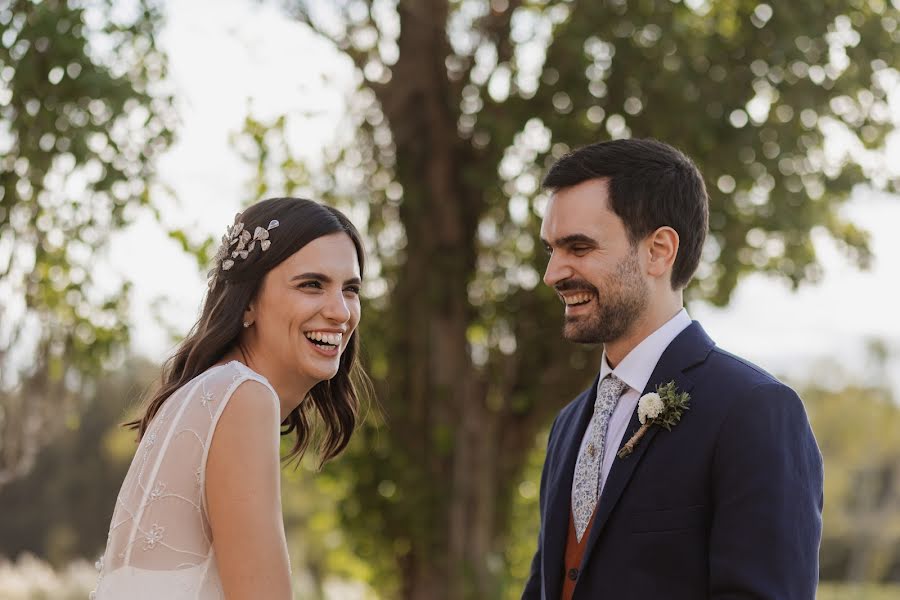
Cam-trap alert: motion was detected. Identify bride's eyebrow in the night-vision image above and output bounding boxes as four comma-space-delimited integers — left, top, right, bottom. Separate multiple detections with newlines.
291, 273, 362, 285
291, 272, 329, 283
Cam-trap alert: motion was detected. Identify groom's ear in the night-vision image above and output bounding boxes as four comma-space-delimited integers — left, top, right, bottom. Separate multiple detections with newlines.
645, 226, 679, 280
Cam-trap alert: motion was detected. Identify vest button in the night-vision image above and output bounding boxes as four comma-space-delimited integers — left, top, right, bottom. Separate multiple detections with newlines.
567, 568, 579, 581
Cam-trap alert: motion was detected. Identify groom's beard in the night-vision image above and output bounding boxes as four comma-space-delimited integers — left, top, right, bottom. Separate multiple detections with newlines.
560, 252, 649, 345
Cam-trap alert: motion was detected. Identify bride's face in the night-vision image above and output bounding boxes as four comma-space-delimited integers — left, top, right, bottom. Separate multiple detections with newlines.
247, 232, 361, 388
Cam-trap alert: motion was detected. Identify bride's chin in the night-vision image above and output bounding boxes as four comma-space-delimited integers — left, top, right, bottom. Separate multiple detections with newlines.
296, 362, 339, 381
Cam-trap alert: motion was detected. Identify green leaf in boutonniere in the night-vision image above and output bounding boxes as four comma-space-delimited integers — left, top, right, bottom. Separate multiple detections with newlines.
617, 381, 691, 459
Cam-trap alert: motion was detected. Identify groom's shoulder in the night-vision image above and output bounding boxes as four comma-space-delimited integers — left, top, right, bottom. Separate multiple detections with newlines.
702, 344, 790, 393
674, 321, 790, 395
698, 345, 819, 461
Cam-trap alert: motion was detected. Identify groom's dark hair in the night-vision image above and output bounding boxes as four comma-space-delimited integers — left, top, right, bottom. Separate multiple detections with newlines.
542, 138, 709, 290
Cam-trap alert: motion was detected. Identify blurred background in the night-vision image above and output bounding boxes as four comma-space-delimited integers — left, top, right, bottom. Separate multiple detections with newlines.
1, 0, 899, 598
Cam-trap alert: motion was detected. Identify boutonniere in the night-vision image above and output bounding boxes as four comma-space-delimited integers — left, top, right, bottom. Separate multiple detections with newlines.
617, 381, 691, 458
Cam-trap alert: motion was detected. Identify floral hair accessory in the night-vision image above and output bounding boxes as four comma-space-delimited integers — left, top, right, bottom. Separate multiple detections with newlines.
617, 381, 690, 458
208, 214, 280, 287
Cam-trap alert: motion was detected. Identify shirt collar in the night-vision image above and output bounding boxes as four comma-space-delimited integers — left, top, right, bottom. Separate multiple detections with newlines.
599, 308, 692, 394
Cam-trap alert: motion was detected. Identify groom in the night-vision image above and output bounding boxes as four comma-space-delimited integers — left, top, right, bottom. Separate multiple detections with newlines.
522, 139, 823, 600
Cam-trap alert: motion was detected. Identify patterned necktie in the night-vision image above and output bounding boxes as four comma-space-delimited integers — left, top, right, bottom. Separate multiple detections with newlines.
571, 374, 629, 542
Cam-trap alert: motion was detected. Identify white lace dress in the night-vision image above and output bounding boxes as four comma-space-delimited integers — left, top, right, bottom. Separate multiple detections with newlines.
91, 361, 282, 599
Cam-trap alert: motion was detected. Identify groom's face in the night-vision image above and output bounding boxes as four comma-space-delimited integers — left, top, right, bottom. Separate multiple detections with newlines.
540, 178, 649, 344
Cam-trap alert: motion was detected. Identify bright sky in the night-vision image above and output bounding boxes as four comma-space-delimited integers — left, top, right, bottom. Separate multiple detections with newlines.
107, 0, 900, 391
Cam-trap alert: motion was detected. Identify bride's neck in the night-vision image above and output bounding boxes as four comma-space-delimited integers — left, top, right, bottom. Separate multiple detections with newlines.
218, 348, 314, 421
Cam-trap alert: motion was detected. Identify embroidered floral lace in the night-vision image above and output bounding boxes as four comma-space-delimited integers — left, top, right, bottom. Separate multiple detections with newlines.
91, 361, 281, 599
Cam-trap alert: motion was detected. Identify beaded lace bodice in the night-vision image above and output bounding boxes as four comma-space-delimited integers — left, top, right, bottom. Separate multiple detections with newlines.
92, 361, 280, 599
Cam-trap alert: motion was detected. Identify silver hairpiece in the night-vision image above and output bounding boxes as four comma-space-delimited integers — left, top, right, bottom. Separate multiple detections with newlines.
209, 215, 280, 287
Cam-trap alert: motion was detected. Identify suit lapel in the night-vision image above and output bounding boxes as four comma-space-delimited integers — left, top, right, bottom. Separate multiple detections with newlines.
542, 370, 601, 600
578, 322, 714, 570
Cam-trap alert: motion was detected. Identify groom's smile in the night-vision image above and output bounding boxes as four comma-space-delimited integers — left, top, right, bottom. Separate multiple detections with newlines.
563, 296, 596, 321
555, 279, 601, 320
563, 292, 593, 306
558, 288, 598, 317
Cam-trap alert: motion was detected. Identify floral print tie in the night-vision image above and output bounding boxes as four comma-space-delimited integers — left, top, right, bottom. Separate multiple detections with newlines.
571, 374, 629, 542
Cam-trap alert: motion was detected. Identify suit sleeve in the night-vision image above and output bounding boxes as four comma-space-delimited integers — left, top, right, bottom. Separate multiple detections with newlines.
709, 382, 824, 600
521, 414, 560, 600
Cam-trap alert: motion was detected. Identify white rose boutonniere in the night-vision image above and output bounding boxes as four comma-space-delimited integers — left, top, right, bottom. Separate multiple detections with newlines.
617, 381, 690, 459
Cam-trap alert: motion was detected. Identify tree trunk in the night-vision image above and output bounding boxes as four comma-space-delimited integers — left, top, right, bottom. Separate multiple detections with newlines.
366, 2, 596, 597
375, 3, 494, 597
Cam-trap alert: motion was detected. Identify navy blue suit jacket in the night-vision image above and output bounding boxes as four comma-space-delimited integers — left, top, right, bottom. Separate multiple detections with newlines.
522, 322, 823, 600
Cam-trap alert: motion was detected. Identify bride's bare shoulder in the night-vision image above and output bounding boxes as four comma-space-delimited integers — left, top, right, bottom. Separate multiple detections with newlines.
208, 377, 280, 463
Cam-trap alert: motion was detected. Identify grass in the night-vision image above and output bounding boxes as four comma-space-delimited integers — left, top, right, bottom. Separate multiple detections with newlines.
0, 555, 897, 599
818, 583, 900, 599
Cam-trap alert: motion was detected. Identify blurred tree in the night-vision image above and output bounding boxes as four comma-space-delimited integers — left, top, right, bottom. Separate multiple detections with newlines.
805, 355, 900, 585
0, 357, 156, 565
0, 0, 175, 486
240, 0, 900, 597
280, 452, 382, 599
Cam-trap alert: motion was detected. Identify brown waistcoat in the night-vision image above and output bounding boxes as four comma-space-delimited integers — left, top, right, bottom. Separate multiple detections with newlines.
561, 506, 599, 600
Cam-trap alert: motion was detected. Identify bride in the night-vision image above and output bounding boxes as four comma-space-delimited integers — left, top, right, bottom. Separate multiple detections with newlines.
92, 197, 370, 599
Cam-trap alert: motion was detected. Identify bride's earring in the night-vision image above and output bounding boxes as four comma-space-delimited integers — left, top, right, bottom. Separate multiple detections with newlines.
243, 321, 251, 328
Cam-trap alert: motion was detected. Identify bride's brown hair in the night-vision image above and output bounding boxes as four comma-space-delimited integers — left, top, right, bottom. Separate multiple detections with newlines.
125, 197, 369, 466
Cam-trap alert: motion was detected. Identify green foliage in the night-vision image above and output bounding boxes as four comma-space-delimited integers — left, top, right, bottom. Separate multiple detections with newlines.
500, 428, 547, 599
0, 0, 175, 487
0, 0, 176, 372
280, 448, 388, 599
652, 380, 691, 430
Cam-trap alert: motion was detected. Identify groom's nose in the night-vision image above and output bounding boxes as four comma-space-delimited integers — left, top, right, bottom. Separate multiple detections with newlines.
543, 251, 573, 288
